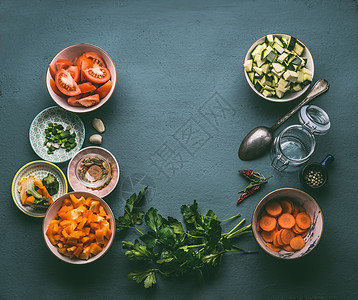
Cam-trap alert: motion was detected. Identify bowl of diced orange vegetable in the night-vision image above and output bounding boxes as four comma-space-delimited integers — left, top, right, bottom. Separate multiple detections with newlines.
43, 191, 115, 264
46, 43, 117, 113
252, 188, 323, 259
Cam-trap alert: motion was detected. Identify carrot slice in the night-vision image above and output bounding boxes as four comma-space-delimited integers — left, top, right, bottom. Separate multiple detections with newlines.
273, 231, 281, 248
296, 212, 311, 229
280, 200, 293, 214
290, 236, 305, 250
261, 230, 275, 243
259, 215, 277, 232
281, 229, 295, 245
266, 242, 281, 252
278, 213, 295, 229
283, 244, 294, 252
265, 201, 282, 217
276, 229, 284, 246
301, 230, 309, 238
293, 223, 306, 234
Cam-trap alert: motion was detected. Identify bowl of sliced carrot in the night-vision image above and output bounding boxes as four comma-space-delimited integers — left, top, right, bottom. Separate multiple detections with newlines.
43, 191, 115, 264
46, 43, 117, 113
252, 188, 323, 259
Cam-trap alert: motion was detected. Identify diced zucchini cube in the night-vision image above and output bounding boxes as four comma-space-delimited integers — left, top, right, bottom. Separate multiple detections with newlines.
265, 35, 274, 45
302, 73, 313, 85
277, 53, 289, 63
281, 37, 288, 48
273, 42, 284, 54
261, 63, 270, 74
273, 37, 283, 47
283, 70, 298, 82
293, 41, 305, 56
297, 70, 304, 83
287, 36, 297, 51
278, 78, 289, 88
275, 88, 285, 98
244, 59, 253, 72
266, 51, 277, 63
247, 72, 255, 83
254, 82, 264, 93
253, 66, 263, 76
272, 63, 285, 73
292, 83, 303, 92
301, 67, 312, 75
262, 90, 273, 97
254, 54, 266, 67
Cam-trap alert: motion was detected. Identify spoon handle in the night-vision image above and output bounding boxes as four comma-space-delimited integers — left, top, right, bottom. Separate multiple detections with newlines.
270, 79, 329, 131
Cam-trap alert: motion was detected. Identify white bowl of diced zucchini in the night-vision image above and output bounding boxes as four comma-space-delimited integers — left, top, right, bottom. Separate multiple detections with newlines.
243, 33, 314, 102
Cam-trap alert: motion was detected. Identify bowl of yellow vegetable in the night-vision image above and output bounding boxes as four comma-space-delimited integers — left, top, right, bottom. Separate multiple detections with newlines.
43, 191, 115, 264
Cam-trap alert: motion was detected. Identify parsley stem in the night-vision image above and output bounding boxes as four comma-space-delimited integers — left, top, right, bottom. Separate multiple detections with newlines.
123, 225, 144, 235
180, 243, 205, 249
230, 245, 258, 253
218, 213, 241, 223
223, 218, 246, 237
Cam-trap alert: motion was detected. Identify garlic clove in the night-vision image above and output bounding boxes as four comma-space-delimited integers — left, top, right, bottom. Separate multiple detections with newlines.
92, 118, 105, 133
89, 134, 102, 145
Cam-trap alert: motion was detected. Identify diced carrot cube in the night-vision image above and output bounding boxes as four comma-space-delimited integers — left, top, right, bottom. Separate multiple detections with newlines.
89, 243, 103, 255
95, 229, 105, 243
89, 200, 100, 213
104, 228, 112, 240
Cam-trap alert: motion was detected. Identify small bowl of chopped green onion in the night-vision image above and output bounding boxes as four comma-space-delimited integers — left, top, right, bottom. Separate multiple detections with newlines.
243, 33, 314, 102
29, 106, 85, 163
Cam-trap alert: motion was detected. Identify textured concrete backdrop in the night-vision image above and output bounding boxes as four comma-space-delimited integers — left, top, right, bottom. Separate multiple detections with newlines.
1, 0, 357, 299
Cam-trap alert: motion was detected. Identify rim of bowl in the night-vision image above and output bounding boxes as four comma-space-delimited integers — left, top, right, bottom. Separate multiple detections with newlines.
252, 187, 324, 259
243, 33, 315, 103
42, 191, 115, 264
46, 43, 117, 113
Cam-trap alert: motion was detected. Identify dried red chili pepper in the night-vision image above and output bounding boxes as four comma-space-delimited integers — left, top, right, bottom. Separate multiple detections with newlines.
237, 185, 261, 205
239, 169, 254, 179
236, 169, 272, 205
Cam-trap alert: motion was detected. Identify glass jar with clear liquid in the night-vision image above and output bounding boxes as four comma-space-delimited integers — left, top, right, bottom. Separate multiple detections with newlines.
271, 105, 330, 172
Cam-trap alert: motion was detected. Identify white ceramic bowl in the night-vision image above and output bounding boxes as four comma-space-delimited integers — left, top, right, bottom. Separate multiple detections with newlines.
252, 188, 323, 259
11, 160, 68, 218
43, 191, 115, 264
243, 33, 314, 103
46, 43, 117, 113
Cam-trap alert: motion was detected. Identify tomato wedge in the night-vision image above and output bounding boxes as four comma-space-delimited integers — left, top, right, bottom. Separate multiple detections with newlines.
96, 80, 113, 98
56, 59, 73, 71
66, 66, 80, 83
68, 94, 100, 107
55, 69, 81, 96
83, 66, 111, 84
85, 52, 106, 67
78, 82, 97, 93
49, 64, 57, 80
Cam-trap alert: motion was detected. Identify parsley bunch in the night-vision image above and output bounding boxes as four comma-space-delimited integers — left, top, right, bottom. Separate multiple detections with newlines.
116, 187, 255, 288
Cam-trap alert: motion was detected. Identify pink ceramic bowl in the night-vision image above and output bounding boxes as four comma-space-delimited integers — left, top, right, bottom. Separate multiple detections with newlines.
43, 191, 115, 264
46, 43, 117, 113
252, 188, 323, 259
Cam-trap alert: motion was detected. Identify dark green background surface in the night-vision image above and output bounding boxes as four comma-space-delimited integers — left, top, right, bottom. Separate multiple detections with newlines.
1, 0, 357, 299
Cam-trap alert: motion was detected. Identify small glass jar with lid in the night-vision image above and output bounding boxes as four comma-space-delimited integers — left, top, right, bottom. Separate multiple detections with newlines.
271, 105, 331, 172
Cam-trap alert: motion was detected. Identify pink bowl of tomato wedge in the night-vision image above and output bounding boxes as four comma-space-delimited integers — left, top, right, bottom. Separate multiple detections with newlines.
46, 43, 117, 113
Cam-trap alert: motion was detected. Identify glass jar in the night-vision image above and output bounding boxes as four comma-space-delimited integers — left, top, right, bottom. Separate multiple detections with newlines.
271, 105, 330, 172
